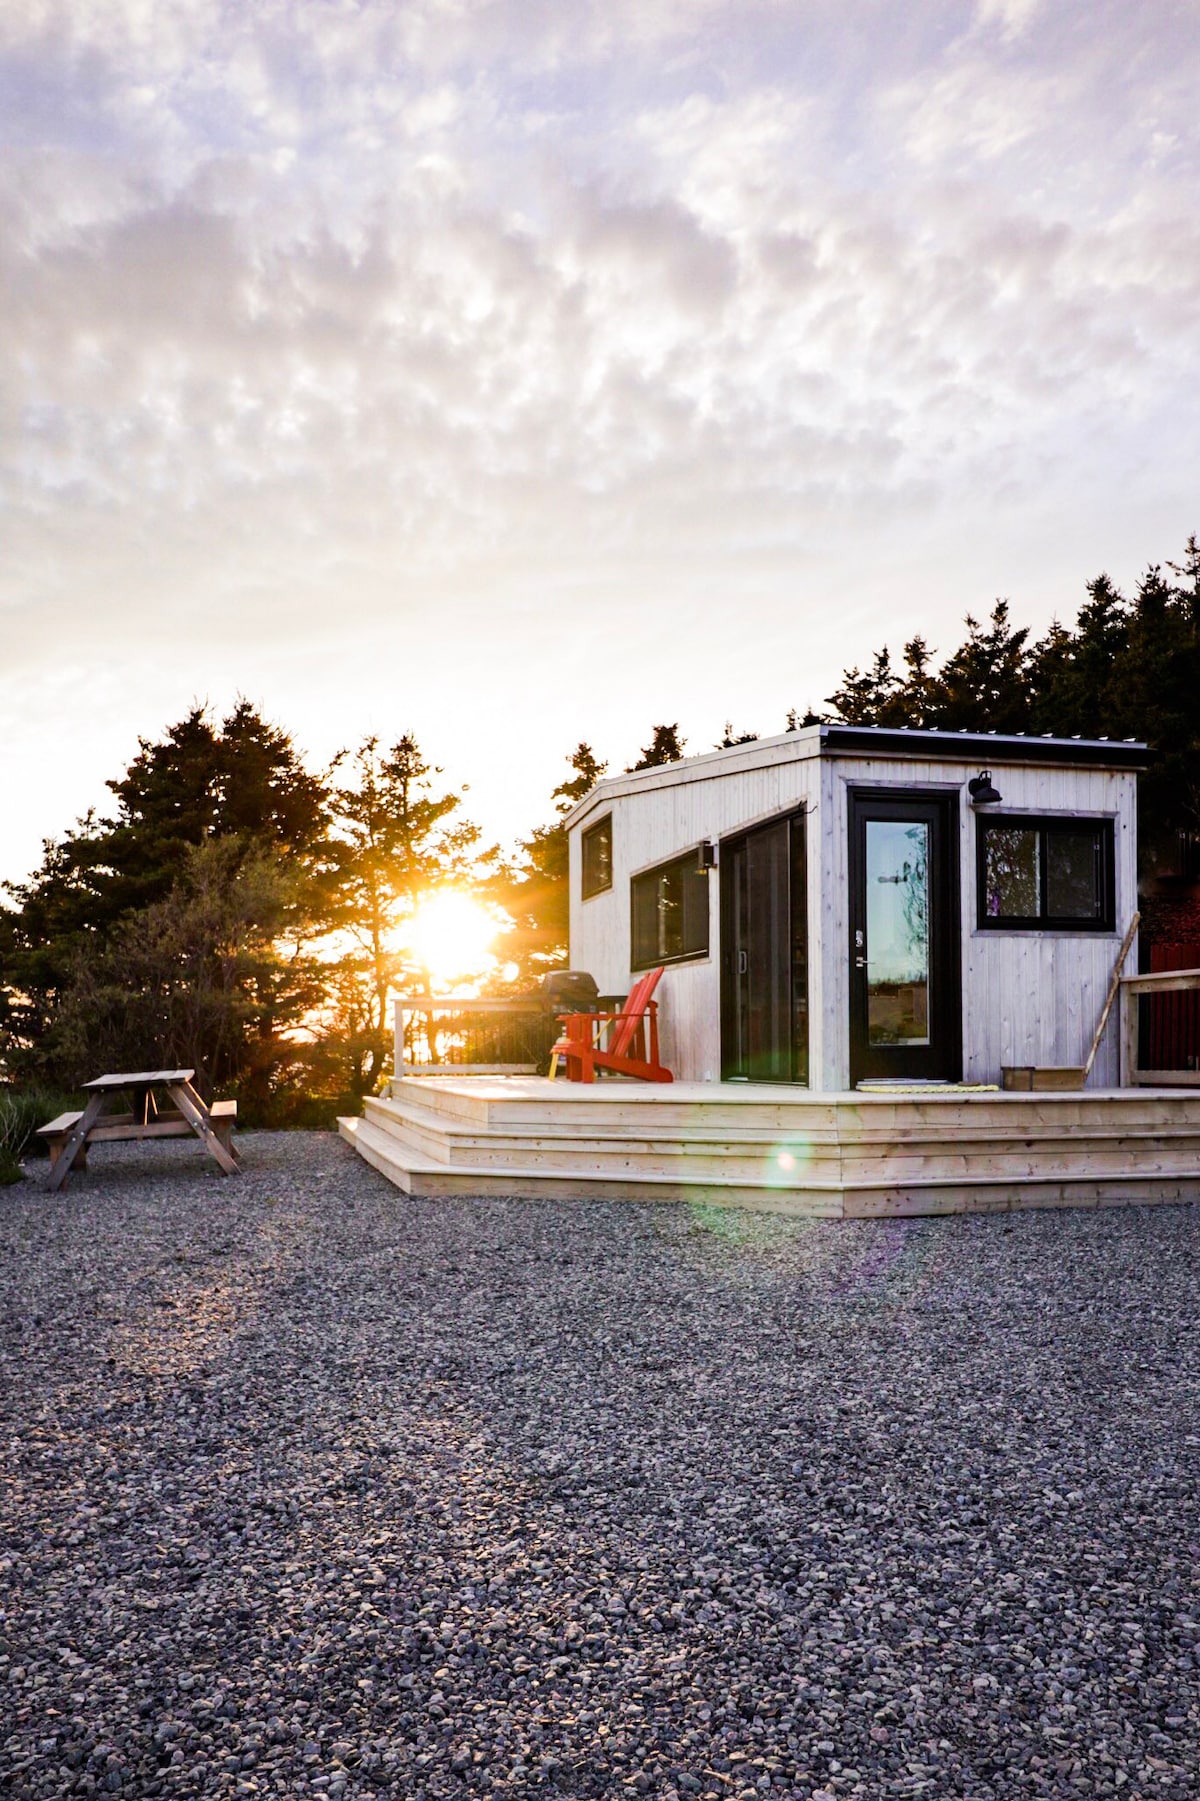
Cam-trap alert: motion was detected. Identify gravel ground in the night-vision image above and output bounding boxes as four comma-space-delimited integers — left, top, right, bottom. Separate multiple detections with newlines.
1, 1133, 1199, 1801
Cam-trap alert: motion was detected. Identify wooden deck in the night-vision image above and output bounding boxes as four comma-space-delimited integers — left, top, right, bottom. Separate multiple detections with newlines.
339, 1077, 1200, 1217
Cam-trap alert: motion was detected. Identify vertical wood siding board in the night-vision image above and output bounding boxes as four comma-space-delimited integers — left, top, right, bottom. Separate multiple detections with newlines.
960, 770, 977, 1076
1044, 935, 1060, 1063
803, 761, 823, 1090
820, 760, 844, 1090
568, 830, 581, 985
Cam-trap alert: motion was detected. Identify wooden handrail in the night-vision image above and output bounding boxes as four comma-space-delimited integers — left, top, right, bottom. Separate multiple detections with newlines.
393, 996, 549, 1078
1119, 968, 1200, 995
1119, 968, 1200, 1086
395, 995, 544, 1013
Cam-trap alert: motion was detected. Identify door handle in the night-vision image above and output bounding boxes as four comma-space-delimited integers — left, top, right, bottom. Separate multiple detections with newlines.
737, 950, 748, 975
855, 957, 870, 969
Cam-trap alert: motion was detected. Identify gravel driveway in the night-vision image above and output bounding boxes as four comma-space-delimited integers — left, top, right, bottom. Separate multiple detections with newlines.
2, 1132, 1198, 1800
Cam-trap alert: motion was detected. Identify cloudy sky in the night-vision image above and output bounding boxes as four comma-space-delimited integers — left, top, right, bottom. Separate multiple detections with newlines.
2, 0, 1198, 883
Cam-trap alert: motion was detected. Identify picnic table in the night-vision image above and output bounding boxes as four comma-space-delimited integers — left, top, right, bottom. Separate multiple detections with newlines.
39, 1070, 239, 1192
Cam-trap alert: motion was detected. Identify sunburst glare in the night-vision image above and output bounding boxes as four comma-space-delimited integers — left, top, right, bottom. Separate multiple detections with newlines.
406, 891, 501, 992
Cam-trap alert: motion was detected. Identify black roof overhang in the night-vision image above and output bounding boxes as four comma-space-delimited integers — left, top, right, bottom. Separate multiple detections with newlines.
820, 726, 1149, 770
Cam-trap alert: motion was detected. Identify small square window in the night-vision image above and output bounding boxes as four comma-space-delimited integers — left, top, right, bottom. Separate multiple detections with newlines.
978, 815, 1113, 931
581, 815, 613, 898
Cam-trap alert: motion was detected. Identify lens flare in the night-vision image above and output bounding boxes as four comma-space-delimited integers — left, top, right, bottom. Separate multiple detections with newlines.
767, 1138, 812, 1187
407, 892, 499, 991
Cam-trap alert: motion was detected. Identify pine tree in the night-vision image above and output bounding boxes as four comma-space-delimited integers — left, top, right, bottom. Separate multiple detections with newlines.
628, 724, 686, 770
48, 840, 325, 1105
825, 541, 1200, 880
324, 734, 479, 1096
1, 703, 332, 1095
491, 744, 607, 981
926, 602, 1031, 732
825, 648, 904, 724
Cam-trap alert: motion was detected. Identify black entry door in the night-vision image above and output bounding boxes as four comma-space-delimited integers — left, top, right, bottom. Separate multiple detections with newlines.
721, 812, 808, 1083
848, 790, 961, 1086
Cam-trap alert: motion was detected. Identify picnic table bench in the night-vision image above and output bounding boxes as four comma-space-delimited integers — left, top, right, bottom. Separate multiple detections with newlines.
38, 1070, 239, 1191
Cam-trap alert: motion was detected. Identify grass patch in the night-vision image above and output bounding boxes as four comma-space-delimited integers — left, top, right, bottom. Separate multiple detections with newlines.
0, 1085, 82, 1183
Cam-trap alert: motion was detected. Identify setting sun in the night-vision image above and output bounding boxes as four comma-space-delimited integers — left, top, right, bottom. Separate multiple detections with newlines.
406, 891, 501, 992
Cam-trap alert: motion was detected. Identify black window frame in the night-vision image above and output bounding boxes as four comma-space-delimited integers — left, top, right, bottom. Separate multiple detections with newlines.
630, 848, 711, 971
976, 812, 1115, 932
581, 815, 613, 899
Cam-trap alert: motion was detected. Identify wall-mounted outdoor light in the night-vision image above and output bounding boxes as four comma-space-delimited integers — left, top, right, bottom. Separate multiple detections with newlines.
968, 769, 1003, 806
698, 840, 718, 869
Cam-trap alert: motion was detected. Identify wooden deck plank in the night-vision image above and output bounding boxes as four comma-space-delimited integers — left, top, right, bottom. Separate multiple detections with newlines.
81, 1069, 195, 1089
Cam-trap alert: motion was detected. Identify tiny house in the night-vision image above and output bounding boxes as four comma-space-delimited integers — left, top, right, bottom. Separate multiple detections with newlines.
565, 725, 1145, 1091
345, 722, 1200, 1212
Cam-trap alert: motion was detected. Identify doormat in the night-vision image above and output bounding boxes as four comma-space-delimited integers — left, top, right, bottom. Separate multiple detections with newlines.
856, 1079, 1001, 1093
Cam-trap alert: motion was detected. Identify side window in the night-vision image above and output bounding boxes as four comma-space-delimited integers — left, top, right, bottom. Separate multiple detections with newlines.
978, 815, 1114, 930
581, 816, 613, 898
631, 851, 710, 968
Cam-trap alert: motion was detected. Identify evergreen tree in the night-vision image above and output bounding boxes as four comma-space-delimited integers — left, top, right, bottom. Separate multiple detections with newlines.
894, 636, 940, 728
48, 840, 325, 1107
926, 602, 1031, 732
826, 647, 903, 725
628, 724, 686, 770
825, 541, 1200, 879
491, 744, 606, 980
5, 702, 328, 948
828, 605, 1030, 732
325, 734, 480, 1097
0, 703, 332, 1097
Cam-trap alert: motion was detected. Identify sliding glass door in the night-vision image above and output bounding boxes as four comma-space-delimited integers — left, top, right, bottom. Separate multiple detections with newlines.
720, 812, 808, 1083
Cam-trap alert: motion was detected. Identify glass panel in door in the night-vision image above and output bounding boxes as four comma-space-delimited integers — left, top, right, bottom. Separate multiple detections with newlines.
720, 813, 809, 1083
745, 820, 791, 1078
848, 790, 961, 1087
865, 819, 930, 1047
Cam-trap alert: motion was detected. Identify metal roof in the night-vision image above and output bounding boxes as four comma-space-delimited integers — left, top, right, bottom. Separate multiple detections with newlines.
818, 724, 1149, 768
562, 722, 1148, 830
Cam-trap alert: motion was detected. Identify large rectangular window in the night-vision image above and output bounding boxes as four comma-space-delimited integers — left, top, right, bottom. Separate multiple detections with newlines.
978, 815, 1114, 931
581, 815, 613, 898
631, 850, 710, 969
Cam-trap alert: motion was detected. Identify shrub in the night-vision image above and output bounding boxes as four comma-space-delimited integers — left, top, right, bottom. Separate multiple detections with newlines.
0, 1085, 80, 1183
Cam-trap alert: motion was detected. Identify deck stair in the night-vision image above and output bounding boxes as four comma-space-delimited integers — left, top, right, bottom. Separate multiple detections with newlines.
339, 1077, 1200, 1217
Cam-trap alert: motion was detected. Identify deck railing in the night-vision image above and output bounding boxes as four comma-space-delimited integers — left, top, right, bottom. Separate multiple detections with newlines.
394, 996, 556, 1077
1120, 968, 1200, 1086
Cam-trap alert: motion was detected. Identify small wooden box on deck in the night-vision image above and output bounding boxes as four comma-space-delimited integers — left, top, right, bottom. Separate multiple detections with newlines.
1001, 1064, 1087, 1091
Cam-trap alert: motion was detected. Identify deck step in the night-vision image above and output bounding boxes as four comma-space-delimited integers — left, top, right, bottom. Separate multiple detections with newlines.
341, 1078, 1200, 1217
372, 1086, 1200, 1148
340, 1114, 1200, 1215
388, 1075, 1200, 1136
338, 1117, 844, 1211
361, 1095, 1200, 1186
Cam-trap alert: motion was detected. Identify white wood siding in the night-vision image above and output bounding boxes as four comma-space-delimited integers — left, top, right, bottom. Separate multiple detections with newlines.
827, 757, 1134, 1090
569, 738, 1138, 1090
569, 739, 822, 1081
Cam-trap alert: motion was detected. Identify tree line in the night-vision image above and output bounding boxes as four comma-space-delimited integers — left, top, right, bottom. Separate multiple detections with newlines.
822, 537, 1200, 872
3, 536, 1197, 1120
0, 712, 704, 1121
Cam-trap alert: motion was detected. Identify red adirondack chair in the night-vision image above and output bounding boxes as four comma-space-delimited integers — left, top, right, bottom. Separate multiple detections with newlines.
550, 966, 673, 1083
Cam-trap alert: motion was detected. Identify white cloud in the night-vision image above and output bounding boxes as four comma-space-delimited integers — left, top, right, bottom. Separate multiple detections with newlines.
972, 0, 1042, 44
1, 0, 1199, 881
